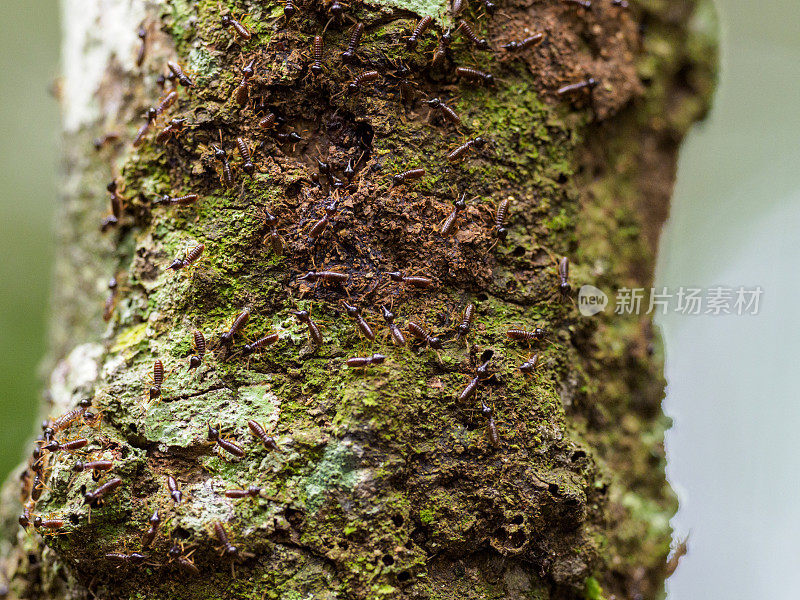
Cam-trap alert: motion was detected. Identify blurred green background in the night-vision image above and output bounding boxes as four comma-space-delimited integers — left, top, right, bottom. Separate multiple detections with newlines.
0, 0, 59, 478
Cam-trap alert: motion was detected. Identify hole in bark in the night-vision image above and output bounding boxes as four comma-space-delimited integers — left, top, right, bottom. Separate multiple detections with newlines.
511, 246, 526, 257
172, 527, 191, 540
548, 483, 559, 495
476, 292, 488, 301
382, 554, 395, 566
571, 450, 586, 461
505, 279, 517, 290
557, 173, 568, 184
391, 514, 404, 527
68, 514, 80, 525
508, 531, 527, 548
285, 181, 302, 198
354, 121, 374, 151
510, 514, 524, 525
129, 423, 138, 434
398, 570, 411, 583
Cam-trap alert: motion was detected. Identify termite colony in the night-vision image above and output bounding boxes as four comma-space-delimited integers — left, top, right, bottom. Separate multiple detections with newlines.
29, 0, 644, 593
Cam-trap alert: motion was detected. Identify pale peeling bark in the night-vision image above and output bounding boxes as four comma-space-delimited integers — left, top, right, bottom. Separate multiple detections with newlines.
0, 0, 716, 599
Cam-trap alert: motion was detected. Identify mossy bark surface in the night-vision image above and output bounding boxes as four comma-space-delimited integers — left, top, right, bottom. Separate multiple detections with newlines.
0, 0, 716, 598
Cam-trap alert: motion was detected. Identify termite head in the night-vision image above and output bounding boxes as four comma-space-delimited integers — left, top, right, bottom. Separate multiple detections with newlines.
207, 423, 220, 442
371, 354, 387, 364
298, 272, 316, 282
106, 181, 118, 193
380, 305, 395, 321
212, 145, 227, 160
342, 301, 359, 318
425, 98, 443, 108
224, 544, 238, 557
428, 336, 443, 350
387, 271, 403, 282
167, 258, 185, 270
560, 281, 572, 296
310, 63, 323, 76
248, 485, 262, 496
497, 226, 508, 240
149, 386, 161, 400
188, 355, 202, 370
293, 310, 311, 322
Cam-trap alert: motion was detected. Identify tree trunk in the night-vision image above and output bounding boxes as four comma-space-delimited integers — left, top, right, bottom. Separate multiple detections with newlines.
0, 0, 716, 598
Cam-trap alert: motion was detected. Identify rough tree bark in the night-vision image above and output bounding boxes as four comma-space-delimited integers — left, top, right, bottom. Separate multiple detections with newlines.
0, 0, 716, 598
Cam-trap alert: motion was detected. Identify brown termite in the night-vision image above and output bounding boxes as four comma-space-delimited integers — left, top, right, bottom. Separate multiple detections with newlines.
307, 200, 338, 240
503, 33, 545, 51
188, 330, 206, 370
455, 66, 494, 85
30, 474, 45, 501
50, 405, 87, 433
136, 27, 147, 67
207, 423, 245, 458
448, 137, 487, 163
234, 58, 256, 107
221, 14, 252, 41
248, 420, 280, 451
557, 77, 597, 97
284, 0, 297, 20
457, 20, 489, 50
156, 193, 198, 207
167, 243, 204, 271
18, 500, 35, 528
407, 16, 433, 49
426, 98, 461, 126
225, 486, 262, 499
507, 328, 546, 342
293, 310, 323, 346
274, 131, 303, 144
213, 521, 239, 557
431, 29, 453, 69
451, 0, 465, 15
155, 117, 187, 144
346, 354, 386, 368
479, 0, 497, 16
456, 303, 475, 340
391, 167, 425, 186
563, 0, 591, 9
73, 459, 114, 481
33, 516, 66, 533
558, 257, 571, 298
519, 353, 540, 376
167, 61, 194, 87
84, 477, 123, 506
341, 23, 364, 63
347, 70, 380, 94
212, 145, 234, 188
441, 194, 467, 235
380, 305, 406, 347
167, 475, 182, 504
149, 359, 164, 400
236, 137, 255, 176
407, 321, 442, 349
132, 107, 157, 148
141, 510, 161, 548
310, 35, 324, 75
258, 112, 277, 129
93, 132, 121, 150
103, 275, 118, 322
155, 91, 178, 118
220, 307, 251, 345
241, 333, 279, 357
42, 438, 88, 453
495, 198, 509, 239
342, 301, 375, 341
262, 211, 284, 255
299, 270, 350, 285
105, 552, 147, 565
481, 400, 500, 446
169, 544, 201, 576
100, 180, 124, 232
459, 351, 493, 401
388, 272, 434, 289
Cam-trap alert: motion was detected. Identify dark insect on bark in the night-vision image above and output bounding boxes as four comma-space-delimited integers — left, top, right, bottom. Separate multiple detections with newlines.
167, 475, 182, 504
234, 58, 256, 107
310, 35, 324, 75
141, 510, 161, 548
167, 243, 204, 270
342, 301, 375, 341
440, 194, 467, 235
293, 310, 323, 346
241, 334, 279, 357
248, 420, 281, 451
149, 359, 164, 400
457, 20, 489, 50
189, 330, 206, 370
455, 66, 494, 85
407, 16, 433, 49
221, 14, 252, 41
503, 33, 545, 51
167, 61, 194, 87
391, 168, 425, 186
220, 308, 251, 345
347, 70, 380, 94
346, 354, 386, 368
407, 321, 442, 349
447, 137, 486, 162
341, 23, 364, 63
381, 305, 406, 347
